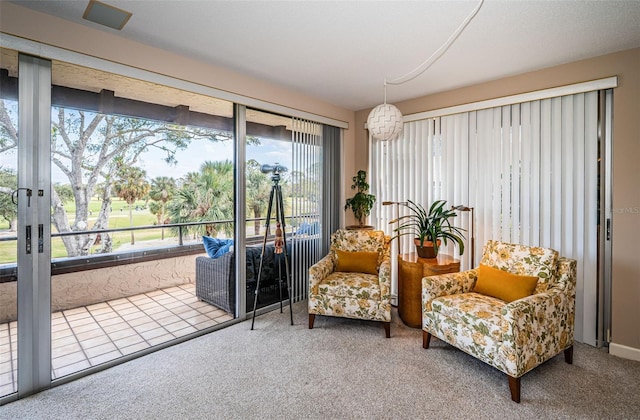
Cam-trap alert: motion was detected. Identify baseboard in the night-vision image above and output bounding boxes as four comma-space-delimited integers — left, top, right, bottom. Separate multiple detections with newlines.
609, 342, 640, 362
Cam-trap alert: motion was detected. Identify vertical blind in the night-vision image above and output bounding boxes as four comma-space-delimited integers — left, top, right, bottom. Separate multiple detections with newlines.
290, 118, 324, 302
371, 91, 603, 345
321, 125, 342, 256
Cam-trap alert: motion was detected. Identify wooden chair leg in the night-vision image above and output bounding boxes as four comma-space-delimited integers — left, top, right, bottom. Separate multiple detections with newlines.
423, 331, 431, 349
308, 314, 315, 329
564, 345, 573, 364
508, 375, 521, 403
383, 322, 390, 338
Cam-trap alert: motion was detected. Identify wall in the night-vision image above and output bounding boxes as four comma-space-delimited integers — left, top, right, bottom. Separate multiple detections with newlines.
355, 48, 640, 359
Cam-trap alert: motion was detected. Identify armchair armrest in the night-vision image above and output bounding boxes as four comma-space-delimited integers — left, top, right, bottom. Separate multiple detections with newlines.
378, 256, 391, 299
551, 257, 577, 296
309, 253, 336, 294
421, 269, 478, 310
501, 285, 575, 376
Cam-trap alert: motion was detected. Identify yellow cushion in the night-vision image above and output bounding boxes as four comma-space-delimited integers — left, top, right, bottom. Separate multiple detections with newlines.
335, 250, 379, 275
473, 264, 539, 303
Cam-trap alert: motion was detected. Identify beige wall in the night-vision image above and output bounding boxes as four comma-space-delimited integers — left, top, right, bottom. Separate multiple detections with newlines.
356, 48, 640, 354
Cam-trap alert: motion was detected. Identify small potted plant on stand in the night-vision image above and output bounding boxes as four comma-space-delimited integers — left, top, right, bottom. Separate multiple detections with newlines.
344, 170, 376, 230
393, 199, 465, 258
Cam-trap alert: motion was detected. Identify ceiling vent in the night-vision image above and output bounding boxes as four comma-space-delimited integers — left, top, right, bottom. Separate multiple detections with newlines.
83, 0, 132, 30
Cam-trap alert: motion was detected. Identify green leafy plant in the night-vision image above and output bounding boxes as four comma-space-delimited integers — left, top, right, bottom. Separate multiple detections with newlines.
344, 170, 376, 227
392, 199, 465, 256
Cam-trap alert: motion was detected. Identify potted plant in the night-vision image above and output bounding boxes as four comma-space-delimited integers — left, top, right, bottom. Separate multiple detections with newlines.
392, 199, 465, 258
344, 170, 376, 229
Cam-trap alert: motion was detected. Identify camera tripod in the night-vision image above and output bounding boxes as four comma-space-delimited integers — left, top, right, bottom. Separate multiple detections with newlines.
250, 169, 294, 329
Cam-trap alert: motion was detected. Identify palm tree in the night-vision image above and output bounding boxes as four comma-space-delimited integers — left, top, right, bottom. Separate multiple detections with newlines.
246, 160, 272, 235
167, 160, 234, 238
148, 176, 176, 240
114, 165, 150, 245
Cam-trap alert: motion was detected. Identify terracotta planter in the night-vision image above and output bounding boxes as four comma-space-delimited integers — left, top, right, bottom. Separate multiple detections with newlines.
414, 239, 441, 259
345, 225, 374, 230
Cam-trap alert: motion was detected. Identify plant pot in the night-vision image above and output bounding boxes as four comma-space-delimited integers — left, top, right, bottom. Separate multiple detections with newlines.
414, 239, 441, 259
346, 225, 374, 230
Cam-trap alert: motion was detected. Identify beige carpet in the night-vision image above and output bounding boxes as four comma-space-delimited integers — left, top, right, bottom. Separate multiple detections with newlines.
1, 301, 639, 419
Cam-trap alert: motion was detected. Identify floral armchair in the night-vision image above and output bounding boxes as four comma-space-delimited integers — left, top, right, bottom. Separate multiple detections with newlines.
421, 240, 577, 402
308, 229, 392, 337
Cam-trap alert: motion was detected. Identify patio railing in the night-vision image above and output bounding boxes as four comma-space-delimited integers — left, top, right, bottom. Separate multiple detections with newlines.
0, 215, 315, 282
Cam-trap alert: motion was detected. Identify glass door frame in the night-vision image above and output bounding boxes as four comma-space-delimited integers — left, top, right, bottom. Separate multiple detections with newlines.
16, 53, 52, 398
234, 103, 248, 319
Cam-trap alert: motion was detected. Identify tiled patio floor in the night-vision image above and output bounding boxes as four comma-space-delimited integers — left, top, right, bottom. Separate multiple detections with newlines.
0, 283, 233, 397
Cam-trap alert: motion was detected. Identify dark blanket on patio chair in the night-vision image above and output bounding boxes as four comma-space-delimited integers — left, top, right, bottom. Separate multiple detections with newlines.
195, 244, 290, 313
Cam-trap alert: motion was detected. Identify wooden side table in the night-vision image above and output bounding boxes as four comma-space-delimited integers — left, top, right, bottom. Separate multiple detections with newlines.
398, 253, 460, 328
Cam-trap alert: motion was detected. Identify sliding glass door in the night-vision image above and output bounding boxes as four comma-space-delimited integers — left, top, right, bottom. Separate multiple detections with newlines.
1, 50, 241, 400
0, 38, 342, 403
47, 58, 238, 381
243, 111, 325, 314
0, 48, 20, 399
0, 52, 54, 399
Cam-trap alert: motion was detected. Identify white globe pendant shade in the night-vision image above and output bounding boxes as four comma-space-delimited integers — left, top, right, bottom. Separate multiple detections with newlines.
367, 103, 404, 141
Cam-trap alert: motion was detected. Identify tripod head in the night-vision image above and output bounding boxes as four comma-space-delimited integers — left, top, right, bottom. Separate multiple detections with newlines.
261, 163, 288, 184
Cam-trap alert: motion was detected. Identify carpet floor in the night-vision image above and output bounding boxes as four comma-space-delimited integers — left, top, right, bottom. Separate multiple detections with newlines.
1, 301, 639, 419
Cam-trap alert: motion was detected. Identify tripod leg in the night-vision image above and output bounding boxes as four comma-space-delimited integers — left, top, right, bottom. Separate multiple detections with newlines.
276, 185, 294, 326
274, 190, 284, 314
277, 255, 283, 313
251, 185, 275, 330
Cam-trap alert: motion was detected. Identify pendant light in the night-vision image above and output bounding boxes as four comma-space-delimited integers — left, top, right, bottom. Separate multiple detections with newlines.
367, 0, 485, 142
367, 81, 404, 142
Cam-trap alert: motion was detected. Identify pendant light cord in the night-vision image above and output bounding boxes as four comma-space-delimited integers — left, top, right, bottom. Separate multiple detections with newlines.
386, 0, 484, 86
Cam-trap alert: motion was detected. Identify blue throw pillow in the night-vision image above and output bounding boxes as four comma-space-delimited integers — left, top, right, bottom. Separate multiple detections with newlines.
295, 221, 320, 235
295, 222, 311, 235
202, 236, 222, 258
202, 237, 234, 259
213, 240, 233, 258
308, 221, 319, 235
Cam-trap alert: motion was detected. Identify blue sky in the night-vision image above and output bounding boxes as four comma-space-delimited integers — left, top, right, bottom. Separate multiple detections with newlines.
138, 137, 293, 182
1, 136, 293, 185
0, 99, 293, 184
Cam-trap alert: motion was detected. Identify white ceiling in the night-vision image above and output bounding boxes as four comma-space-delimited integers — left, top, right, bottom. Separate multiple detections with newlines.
9, 0, 640, 111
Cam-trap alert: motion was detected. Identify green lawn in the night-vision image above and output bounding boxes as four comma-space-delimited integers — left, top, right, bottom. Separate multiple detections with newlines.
0, 198, 162, 264
0, 196, 301, 264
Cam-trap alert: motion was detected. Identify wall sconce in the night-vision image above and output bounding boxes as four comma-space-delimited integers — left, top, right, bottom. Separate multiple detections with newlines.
452, 205, 475, 267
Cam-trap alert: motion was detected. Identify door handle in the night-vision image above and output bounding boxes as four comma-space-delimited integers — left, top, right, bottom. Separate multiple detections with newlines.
11, 188, 32, 207
38, 224, 44, 253
26, 225, 32, 254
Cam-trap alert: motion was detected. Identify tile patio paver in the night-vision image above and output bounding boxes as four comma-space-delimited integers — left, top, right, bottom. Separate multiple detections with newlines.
0, 283, 233, 398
